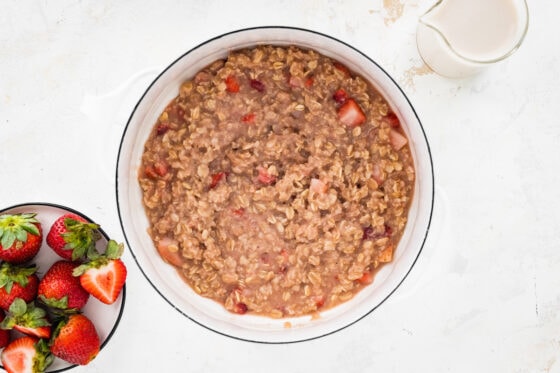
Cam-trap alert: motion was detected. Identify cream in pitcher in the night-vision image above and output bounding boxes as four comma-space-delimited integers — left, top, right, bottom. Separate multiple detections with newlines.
416, 0, 529, 78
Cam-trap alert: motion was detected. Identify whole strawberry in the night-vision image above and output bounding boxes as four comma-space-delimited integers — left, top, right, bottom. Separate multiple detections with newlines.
74, 240, 127, 304
0, 263, 39, 311
46, 214, 101, 261
0, 298, 51, 339
38, 261, 89, 311
0, 336, 53, 373
0, 213, 42, 264
50, 314, 100, 366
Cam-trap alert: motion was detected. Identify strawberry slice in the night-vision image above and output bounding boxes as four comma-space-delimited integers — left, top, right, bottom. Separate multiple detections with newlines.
77, 259, 127, 305
225, 75, 240, 93
337, 99, 366, 127
156, 237, 183, 267
74, 240, 127, 305
1, 337, 53, 373
389, 128, 408, 150
371, 163, 384, 185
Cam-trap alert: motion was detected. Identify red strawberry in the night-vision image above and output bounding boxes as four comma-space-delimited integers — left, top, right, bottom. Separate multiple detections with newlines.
0, 337, 53, 373
231, 208, 245, 216
225, 75, 240, 93
314, 295, 325, 309
153, 160, 169, 177
50, 314, 100, 366
249, 79, 265, 92
38, 261, 90, 311
357, 271, 374, 285
0, 213, 42, 264
333, 61, 351, 77
209, 172, 227, 189
332, 88, 348, 104
371, 163, 384, 185
74, 240, 127, 305
144, 160, 169, 179
155, 237, 183, 267
384, 112, 401, 128
337, 98, 366, 127
156, 121, 170, 136
232, 302, 248, 314
0, 299, 51, 339
0, 263, 39, 311
46, 214, 101, 261
0, 310, 11, 348
241, 112, 256, 124
144, 164, 158, 179
389, 128, 408, 150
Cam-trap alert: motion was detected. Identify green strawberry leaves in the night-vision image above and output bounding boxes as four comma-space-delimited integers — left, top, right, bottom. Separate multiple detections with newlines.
0, 298, 51, 330
0, 262, 37, 293
0, 213, 40, 249
61, 218, 101, 261
73, 240, 124, 276
38, 294, 73, 312
35, 338, 56, 371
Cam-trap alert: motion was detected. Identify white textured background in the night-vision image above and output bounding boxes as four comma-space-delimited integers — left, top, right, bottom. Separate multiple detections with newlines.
1, 1, 559, 372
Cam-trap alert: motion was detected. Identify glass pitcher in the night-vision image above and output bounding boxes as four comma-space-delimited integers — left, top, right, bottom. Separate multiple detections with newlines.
416, 0, 529, 78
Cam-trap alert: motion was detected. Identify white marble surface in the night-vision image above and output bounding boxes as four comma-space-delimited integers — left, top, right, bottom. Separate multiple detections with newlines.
1, 1, 559, 372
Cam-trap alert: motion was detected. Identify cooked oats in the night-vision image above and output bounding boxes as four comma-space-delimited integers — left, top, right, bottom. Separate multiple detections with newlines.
139, 45, 415, 317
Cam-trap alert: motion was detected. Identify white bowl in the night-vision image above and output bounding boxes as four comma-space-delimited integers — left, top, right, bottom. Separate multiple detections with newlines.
116, 26, 434, 343
0, 202, 126, 371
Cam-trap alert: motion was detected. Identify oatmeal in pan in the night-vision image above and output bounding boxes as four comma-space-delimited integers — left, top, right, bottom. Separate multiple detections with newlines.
139, 45, 415, 318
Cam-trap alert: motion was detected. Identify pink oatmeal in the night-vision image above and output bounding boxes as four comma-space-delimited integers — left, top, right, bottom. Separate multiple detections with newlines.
139, 45, 415, 318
